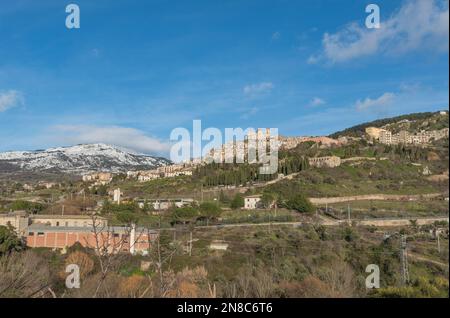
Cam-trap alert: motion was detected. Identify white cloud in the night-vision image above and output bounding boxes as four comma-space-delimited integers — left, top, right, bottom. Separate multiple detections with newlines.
240, 107, 259, 119
243, 82, 274, 97
312, 0, 449, 63
0, 90, 23, 112
271, 32, 281, 40
50, 125, 171, 155
355, 92, 395, 111
310, 97, 326, 106
307, 55, 320, 64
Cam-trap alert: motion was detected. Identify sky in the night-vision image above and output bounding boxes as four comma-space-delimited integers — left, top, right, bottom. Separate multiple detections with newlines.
0, 0, 448, 156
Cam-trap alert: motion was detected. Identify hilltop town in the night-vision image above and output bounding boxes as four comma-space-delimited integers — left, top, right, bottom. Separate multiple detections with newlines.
0, 111, 448, 298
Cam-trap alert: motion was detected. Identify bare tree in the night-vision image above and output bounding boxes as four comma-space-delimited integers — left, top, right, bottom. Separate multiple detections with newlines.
0, 250, 50, 298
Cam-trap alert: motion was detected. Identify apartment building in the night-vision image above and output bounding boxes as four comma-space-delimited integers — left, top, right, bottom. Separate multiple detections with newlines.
374, 127, 449, 145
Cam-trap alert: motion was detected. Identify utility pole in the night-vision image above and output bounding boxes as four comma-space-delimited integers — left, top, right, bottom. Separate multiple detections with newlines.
347, 204, 351, 224
188, 231, 193, 256
437, 231, 441, 254
201, 184, 204, 203
400, 235, 410, 285
269, 212, 272, 234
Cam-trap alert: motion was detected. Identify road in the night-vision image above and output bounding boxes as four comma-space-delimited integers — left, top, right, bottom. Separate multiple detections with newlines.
162, 215, 449, 231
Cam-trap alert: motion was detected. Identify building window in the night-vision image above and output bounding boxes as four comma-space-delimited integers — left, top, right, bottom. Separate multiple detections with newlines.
29, 232, 34, 236
37, 232, 45, 236
56, 222, 60, 226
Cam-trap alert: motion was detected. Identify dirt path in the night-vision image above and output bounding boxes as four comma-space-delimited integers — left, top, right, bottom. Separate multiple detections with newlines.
310, 193, 446, 205
409, 253, 449, 268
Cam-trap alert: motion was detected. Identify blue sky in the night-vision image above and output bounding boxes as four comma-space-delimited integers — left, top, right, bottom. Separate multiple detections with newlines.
0, 0, 448, 156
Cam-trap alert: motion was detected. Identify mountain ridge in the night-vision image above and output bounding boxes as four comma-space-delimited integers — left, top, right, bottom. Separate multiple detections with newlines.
0, 143, 171, 175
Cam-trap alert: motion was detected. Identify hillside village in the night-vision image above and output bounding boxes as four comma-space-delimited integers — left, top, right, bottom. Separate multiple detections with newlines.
0, 111, 449, 298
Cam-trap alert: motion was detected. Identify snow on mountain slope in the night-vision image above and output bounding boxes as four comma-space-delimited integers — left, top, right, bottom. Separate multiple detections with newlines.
0, 143, 171, 174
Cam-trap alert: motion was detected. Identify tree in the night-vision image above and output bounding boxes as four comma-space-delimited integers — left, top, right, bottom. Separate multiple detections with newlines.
0, 251, 50, 297
261, 192, 276, 209
64, 251, 94, 279
0, 225, 23, 255
285, 194, 314, 213
171, 206, 199, 225
10, 200, 45, 214
230, 193, 244, 209
199, 202, 221, 225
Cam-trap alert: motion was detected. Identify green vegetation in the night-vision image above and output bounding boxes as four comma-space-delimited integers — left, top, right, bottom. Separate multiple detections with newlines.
329, 111, 441, 138
199, 202, 221, 224
230, 193, 244, 209
9, 200, 45, 214
0, 225, 23, 255
284, 194, 314, 213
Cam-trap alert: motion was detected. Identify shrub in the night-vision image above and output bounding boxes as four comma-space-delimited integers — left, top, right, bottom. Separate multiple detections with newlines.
285, 194, 314, 213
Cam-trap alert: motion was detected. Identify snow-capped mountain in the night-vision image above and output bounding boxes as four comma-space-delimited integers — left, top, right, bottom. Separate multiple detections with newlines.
0, 143, 171, 175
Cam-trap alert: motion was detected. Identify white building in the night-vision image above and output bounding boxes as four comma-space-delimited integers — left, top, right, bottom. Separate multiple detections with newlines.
244, 195, 262, 210
113, 188, 122, 204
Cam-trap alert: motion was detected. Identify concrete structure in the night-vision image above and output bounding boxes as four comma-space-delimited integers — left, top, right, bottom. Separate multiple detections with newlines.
377, 128, 449, 145
30, 214, 108, 228
309, 193, 444, 205
308, 156, 341, 168
379, 130, 393, 145
1, 211, 156, 255
0, 211, 29, 236
244, 195, 262, 209
113, 188, 122, 204
25, 224, 158, 255
209, 240, 229, 251
279, 136, 342, 149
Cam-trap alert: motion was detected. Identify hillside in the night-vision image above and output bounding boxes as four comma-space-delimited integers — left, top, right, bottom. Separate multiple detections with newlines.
329, 111, 448, 138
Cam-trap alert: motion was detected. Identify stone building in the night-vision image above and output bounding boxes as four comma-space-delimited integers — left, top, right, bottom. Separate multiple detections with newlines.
308, 156, 342, 168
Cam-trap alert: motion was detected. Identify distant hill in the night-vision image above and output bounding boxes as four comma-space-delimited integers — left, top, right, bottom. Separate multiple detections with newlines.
0, 143, 171, 175
329, 111, 448, 138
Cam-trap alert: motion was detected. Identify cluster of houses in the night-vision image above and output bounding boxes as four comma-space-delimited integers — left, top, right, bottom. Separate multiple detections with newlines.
0, 211, 157, 255
126, 163, 194, 182
204, 128, 280, 164
279, 136, 345, 149
82, 172, 113, 185
79, 129, 353, 186
366, 126, 449, 146
20, 181, 60, 192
